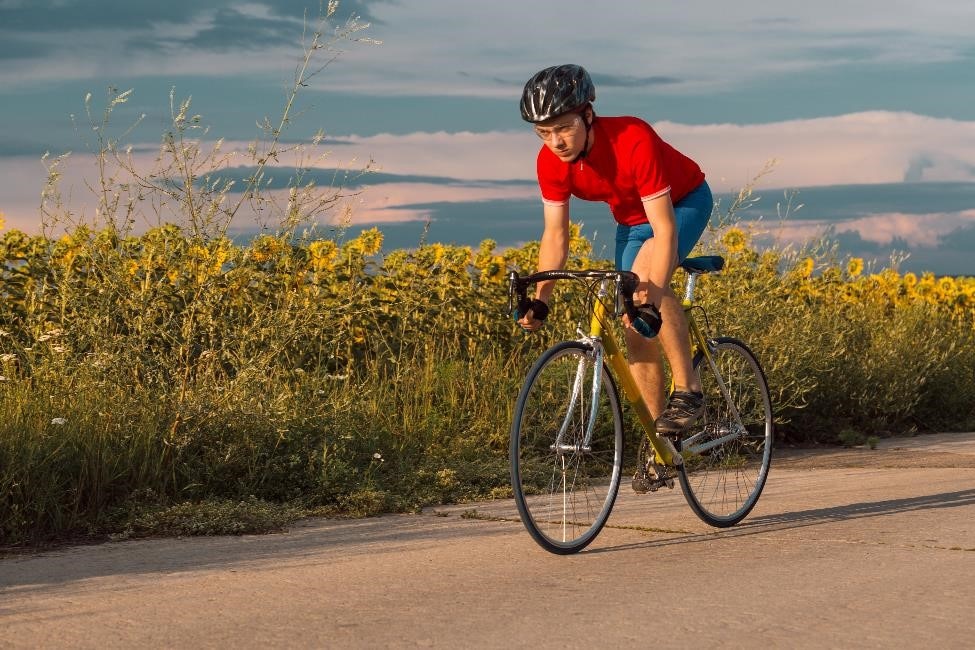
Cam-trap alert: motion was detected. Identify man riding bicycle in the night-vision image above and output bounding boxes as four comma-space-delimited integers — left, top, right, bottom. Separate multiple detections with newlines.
515, 64, 712, 436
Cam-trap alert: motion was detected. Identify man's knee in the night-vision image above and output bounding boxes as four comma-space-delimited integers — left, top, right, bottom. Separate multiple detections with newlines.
624, 329, 661, 359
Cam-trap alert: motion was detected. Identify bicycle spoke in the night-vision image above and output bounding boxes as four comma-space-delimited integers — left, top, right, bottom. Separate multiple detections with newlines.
677, 338, 773, 527
511, 343, 624, 554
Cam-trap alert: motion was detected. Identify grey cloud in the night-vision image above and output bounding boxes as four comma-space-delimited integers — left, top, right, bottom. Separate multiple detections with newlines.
892, 248, 975, 276
904, 155, 975, 183
460, 72, 519, 88
253, 0, 391, 26
212, 166, 534, 189
829, 228, 894, 254
792, 43, 886, 64
751, 17, 800, 27
589, 72, 681, 88
0, 137, 55, 156
904, 155, 935, 183
0, 1, 388, 31
786, 30, 923, 66
938, 223, 975, 252
0, 35, 47, 60
734, 182, 975, 222
129, 8, 297, 54
478, 70, 681, 90
0, 1, 213, 31
0, 0, 390, 53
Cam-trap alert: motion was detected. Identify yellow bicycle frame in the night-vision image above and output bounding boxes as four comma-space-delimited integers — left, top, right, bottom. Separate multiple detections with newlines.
586, 291, 715, 468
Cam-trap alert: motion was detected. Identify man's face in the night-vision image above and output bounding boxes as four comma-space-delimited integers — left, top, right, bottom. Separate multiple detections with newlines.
533, 111, 587, 162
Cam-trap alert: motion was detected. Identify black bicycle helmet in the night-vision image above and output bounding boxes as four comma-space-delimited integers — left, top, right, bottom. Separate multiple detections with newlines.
520, 64, 595, 123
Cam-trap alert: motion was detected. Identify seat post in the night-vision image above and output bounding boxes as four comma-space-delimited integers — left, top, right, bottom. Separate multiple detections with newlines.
683, 272, 699, 304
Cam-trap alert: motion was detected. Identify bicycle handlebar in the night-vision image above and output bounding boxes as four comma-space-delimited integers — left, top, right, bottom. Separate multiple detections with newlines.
508, 269, 648, 331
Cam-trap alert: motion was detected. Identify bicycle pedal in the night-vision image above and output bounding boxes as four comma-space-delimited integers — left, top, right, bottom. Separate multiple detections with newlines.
646, 460, 676, 490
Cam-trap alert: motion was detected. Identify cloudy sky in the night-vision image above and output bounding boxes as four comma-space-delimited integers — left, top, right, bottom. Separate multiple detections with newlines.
2, 0, 974, 273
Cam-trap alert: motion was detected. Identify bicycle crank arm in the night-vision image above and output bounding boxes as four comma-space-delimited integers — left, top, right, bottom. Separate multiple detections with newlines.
647, 434, 683, 467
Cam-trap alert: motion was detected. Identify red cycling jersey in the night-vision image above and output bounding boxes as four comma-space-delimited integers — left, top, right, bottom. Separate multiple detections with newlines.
536, 115, 705, 226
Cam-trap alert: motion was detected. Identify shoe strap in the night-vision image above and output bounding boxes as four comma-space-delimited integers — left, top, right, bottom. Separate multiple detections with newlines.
669, 390, 702, 405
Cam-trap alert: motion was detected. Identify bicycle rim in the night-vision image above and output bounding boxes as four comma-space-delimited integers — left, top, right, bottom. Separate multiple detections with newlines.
510, 342, 624, 554
677, 337, 773, 527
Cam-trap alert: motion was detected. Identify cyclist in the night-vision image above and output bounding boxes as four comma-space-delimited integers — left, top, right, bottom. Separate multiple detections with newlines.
515, 64, 712, 436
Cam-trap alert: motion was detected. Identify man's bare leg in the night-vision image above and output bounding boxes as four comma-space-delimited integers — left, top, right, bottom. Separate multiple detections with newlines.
624, 330, 666, 419
656, 284, 700, 394
627, 237, 700, 395
624, 235, 704, 436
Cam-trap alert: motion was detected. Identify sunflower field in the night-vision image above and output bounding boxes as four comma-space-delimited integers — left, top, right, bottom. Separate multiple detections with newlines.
1, 214, 973, 544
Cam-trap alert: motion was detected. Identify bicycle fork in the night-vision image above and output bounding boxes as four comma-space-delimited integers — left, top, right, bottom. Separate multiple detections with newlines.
550, 282, 610, 456
551, 350, 601, 454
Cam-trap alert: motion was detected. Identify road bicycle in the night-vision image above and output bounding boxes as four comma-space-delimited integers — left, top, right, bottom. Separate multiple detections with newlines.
508, 255, 773, 554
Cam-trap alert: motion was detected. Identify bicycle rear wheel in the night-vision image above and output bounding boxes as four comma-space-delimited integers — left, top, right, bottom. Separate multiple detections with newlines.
510, 341, 624, 554
677, 337, 773, 527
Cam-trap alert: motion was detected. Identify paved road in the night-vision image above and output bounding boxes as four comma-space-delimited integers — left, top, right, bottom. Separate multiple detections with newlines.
2, 433, 974, 648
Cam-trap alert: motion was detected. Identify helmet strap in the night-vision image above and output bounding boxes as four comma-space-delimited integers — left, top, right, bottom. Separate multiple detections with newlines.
569, 106, 594, 164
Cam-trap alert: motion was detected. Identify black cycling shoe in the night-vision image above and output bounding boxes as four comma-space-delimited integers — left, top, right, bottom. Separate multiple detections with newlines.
656, 390, 705, 436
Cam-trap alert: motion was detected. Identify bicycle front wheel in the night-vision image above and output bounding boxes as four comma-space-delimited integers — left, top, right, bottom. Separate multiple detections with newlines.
677, 337, 773, 527
510, 341, 624, 554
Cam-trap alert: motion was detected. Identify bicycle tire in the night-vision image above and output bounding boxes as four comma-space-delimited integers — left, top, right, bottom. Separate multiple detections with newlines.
510, 341, 624, 554
676, 337, 773, 527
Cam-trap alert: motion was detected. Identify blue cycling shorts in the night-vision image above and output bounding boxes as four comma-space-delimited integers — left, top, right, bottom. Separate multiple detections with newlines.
614, 181, 713, 272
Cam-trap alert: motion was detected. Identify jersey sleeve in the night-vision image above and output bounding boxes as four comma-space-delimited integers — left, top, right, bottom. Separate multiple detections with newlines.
536, 148, 570, 206
630, 124, 671, 202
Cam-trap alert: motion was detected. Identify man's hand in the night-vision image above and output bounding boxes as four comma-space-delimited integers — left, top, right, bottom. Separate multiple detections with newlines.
516, 298, 549, 331
622, 302, 662, 338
